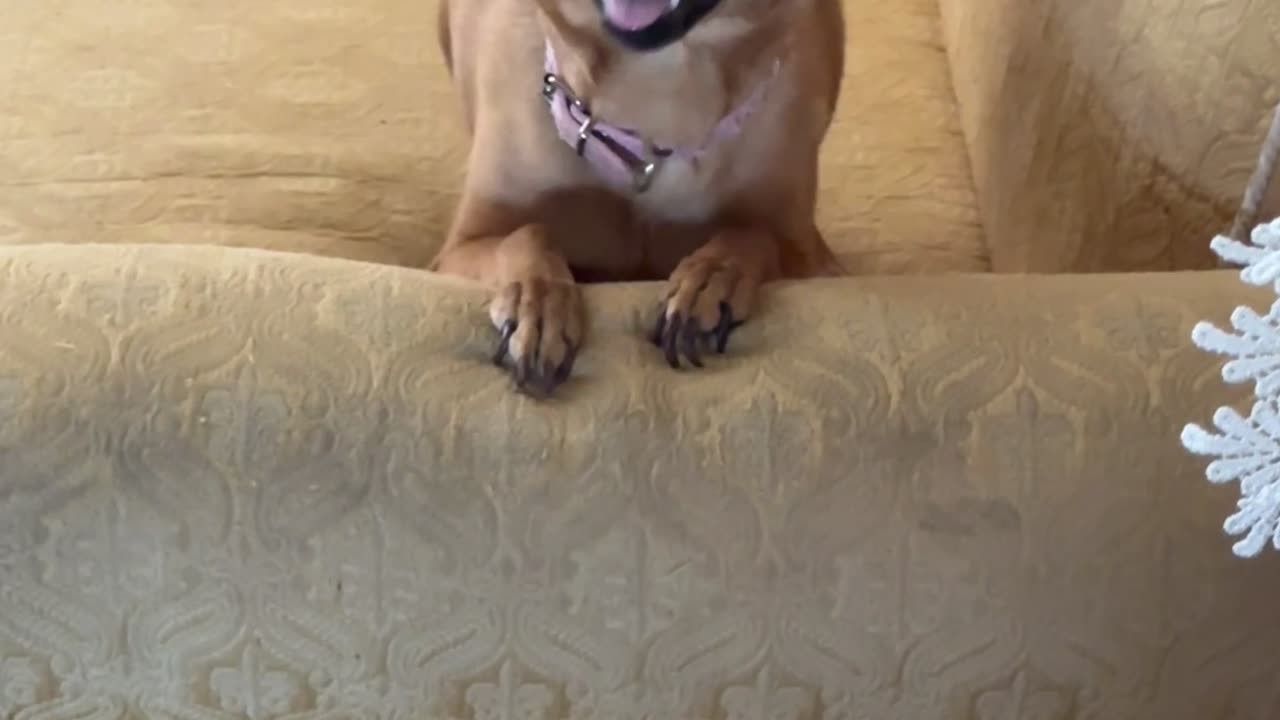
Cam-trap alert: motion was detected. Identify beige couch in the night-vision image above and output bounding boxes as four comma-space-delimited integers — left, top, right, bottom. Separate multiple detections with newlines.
2, 0, 1280, 718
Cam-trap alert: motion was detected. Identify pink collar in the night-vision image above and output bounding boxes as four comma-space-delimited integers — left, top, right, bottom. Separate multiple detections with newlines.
541, 42, 780, 193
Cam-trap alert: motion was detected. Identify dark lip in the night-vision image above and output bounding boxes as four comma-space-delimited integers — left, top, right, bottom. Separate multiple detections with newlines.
594, 0, 724, 52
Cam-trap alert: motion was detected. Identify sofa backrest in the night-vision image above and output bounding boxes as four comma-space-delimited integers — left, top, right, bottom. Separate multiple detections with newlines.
939, 0, 1280, 272
0, 0, 992, 274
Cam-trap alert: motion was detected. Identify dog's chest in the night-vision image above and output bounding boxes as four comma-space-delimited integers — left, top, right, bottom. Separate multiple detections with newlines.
634, 158, 716, 220
625, 155, 723, 224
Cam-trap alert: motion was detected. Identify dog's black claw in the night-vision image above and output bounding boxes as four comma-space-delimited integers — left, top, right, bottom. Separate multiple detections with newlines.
681, 319, 703, 368
651, 307, 668, 347
663, 313, 682, 369
536, 365, 558, 397
513, 351, 534, 390
493, 320, 517, 366
714, 303, 735, 354
654, 301, 744, 369
553, 339, 577, 387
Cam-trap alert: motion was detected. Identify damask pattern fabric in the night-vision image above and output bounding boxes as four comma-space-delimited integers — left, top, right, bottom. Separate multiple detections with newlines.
939, 0, 1280, 272
3, 244, 1280, 719
0, 0, 987, 274
0, 0, 466, 268
2, 0, 1278, 717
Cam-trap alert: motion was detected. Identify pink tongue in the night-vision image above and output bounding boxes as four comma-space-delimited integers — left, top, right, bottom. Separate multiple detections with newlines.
602, 0, 670, 30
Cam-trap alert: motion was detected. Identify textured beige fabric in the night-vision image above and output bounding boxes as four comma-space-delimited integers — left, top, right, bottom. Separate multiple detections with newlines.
939, 0, 1280, 272
0, 0, 987, 274
0, 243, 1274, 712
2, 2, 1278, 717
1, 243, 1277, 718
821, 0, 987, 272
0, 0, 465, 267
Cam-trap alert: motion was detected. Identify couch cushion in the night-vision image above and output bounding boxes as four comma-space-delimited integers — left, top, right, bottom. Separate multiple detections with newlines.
1, 243, 1277, 718
822, 0, 988, 273
939, 0, 1280, 272
0, 0, 987, 274
0, 0, 465, 267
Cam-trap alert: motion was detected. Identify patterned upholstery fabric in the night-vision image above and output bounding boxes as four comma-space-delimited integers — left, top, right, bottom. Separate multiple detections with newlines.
0, 0, 987, 273
939, 0, 1280, 271
2, 0, 1280, 718
2, 245, 1279, 719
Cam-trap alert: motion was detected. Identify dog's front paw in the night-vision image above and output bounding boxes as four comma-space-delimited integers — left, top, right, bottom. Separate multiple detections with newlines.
490, 275, 584, 396
651, 255, 757, 369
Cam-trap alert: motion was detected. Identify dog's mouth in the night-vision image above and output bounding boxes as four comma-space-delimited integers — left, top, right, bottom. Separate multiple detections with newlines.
596, 0, 723, 51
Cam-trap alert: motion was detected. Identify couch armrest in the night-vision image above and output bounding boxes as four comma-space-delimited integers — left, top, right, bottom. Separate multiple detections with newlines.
937, 0, 1280, 272
1, 244, 1277, 717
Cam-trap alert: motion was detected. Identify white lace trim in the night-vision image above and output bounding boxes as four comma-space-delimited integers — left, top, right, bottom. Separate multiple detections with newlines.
1182, 218, 1280, 557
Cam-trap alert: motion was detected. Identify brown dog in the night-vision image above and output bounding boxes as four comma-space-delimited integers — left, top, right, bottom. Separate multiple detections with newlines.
431, 0, 845, 394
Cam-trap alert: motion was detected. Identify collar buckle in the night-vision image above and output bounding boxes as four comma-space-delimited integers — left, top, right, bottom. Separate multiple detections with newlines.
542, 72, 665, 193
